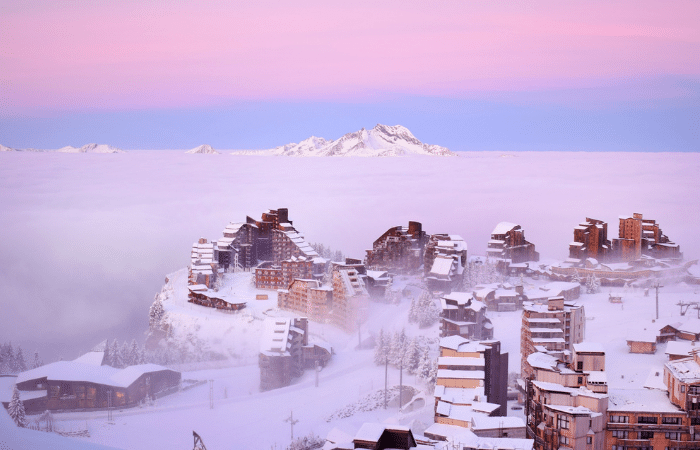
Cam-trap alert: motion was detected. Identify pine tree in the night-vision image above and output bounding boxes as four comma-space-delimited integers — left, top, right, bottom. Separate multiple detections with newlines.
102, 340, 111, 366
416, 347, 433, 382
389, 329, 407, 368
111, 340, 123, 368
586, 274, 600, 294
14, 346, 27, 373
121, 341, 132, 367
408, 298, 418, 323
373, 329, 389, 365
406, 338, 421, 374
129, 339, 140, 366
149, 295, 165, 331
32, 350, 42, 369
572, 269, 581, 284
8, 386, 27, 427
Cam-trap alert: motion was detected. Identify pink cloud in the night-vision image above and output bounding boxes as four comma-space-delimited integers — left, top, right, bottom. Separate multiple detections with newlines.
1, 0, 698, 114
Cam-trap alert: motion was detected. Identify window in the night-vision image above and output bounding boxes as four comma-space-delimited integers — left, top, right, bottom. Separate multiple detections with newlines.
558, 414, 570, 429
640, 431, 654, 439
76, 385, 85, 400
578, 376, 584, 384
638, 416, 658, 424
612, 431, 629, 439
587, 436, 592, 444
663, 417, 681, 425
560, 436, 570, 445
578, 361, 584, 371
666, 432, 681, 440
50, 385, 60, 398
682, 385, 686, 393
610, 415, 629, 423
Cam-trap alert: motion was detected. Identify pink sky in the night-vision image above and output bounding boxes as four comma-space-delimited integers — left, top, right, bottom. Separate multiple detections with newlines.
1, 1, 698, 114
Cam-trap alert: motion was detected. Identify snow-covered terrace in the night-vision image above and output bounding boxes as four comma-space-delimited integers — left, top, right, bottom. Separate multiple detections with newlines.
608, 388, 682, 413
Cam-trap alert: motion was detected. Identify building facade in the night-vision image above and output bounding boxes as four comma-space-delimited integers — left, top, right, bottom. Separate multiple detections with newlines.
365, 221, 429, 273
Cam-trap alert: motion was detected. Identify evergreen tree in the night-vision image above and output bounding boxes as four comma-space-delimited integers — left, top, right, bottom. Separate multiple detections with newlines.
14, 346, 27, 373
149, 295, 165, 331
373, 329, 389, 366
8, 386, 27, 427
129, 339, 140, 366
102, 340, 111, 366
32, 349, 42, 369
417, 347, 433, 381
389, 329, 407, 368
405, 337, 421, 374
572, 269, 581, 284
111, 340, 123, 368
408, 298, 418, 323
121, 341, 132, 367
586, 274, 601, 294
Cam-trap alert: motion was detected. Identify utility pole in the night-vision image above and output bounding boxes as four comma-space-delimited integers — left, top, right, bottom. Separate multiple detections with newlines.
209, 380, 214, 409
384, 357, 388, 409
315, 360, 319, 388
654, 282, 663, 320
399, 363, 403, 411
106, 390, 113, 423
285, 410, 299, 440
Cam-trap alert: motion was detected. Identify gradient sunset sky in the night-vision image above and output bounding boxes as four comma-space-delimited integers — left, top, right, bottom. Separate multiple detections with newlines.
1, 1, 698, 151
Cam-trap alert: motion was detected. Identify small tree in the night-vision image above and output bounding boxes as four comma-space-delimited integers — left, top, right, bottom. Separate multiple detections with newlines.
14, 346, 27, 373
121, 341, 132, 366
571, 269, 581, 284
149, 295, 165, 331
111, 339, 123, 368
405, 337, 422, 374
286, 432, 325, 450
373, 329, 389, 366
32, 349, 43, 369
8, 386, 27, 427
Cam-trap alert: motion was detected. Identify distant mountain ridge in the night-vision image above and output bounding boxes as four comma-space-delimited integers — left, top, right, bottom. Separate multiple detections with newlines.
232, 124, 456, 157
185, 144, 220, 154
57, 143, 125, 153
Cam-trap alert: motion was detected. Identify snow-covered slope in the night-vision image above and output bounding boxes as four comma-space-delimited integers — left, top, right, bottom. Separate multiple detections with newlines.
1, 144, 16, 152
0, 144, 44, 152
57, 143, 125, 153
185, 144, 220, 154
232, 124, 455, 157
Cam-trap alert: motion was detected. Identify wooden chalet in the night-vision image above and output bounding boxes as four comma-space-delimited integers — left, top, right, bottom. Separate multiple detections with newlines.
365, 221, 428, 273
187, 285, 246, 311
14, 361, 180, 413
352, 423, 417, 450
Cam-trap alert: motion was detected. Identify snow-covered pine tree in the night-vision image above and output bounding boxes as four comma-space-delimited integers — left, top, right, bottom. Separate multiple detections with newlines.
8, 386, 27, 427
32, 349, 42, 369
14, 346, 27, 373
102, 340, 111, 366
111, 340, 123, 368
149, 295, 165, 331
138, 344, 147, 364
129, 339, 140, 366
408, 298, 418, 323
586, 274, 600, 294
373, 329, 389, 365
427, 358, 438, 386
3, 343, 16, 374
406, 338, 421, 374
572, 269, 581, 284
121, 341, 132, 367
389, 329, 408, 368
416, 347, 432, 381
417, 293, 440, 328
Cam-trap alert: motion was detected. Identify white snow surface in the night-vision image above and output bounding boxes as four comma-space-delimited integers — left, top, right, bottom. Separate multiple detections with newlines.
232, 124, 456, 157
185, 144, 220, 154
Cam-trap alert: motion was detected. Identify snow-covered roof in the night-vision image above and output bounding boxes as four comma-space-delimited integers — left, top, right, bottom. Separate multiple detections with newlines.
573, 342, 605, 354
585, 371, 607, 384
260, 318, 293, 354
353, 423, 410, 443
666, 357, 700, 383
527, 352, 558, 371
471, 415, 526, 431
434, 385, 486, 405
16, 361, 177, 389
436, 401, 482, 422
491, 222, 519, 236
439, 335, 486, 353
544, 404, 597, 416
608, 388, 681, 413
430, 255, 456, 276
666, 340, 696, 357
73, 350, 105, 366
424, 423, 533, 450
644, 369, 667, 391
442, 291, 473, 306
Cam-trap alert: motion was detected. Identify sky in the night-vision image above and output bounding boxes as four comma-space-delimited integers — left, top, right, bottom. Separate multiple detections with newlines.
1, 1, 698, 151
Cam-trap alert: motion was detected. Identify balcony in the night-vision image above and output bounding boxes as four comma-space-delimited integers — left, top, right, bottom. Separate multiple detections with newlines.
617, 438, 651, 446
607, 422, 685, 432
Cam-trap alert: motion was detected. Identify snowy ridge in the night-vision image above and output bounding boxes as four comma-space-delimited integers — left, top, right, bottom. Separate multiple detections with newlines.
56, 143, 125, 153
231, 124, 456, 157
0, 144, 45, 152
185, 144, 220, 154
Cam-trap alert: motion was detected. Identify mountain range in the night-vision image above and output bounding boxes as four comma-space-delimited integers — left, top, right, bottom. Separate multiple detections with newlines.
232, 124, 456, 157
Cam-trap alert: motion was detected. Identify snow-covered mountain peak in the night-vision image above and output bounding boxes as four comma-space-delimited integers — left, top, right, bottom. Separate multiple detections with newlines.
57, 143, 125, 153
185, 144, 220, 154
234, 124, 456, 157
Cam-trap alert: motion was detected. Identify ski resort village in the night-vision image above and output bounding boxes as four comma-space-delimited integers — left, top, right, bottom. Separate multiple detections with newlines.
2, 205, 700, 450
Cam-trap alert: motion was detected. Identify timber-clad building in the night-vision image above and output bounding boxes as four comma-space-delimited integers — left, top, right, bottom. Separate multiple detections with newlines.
365, 221, 429, 273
